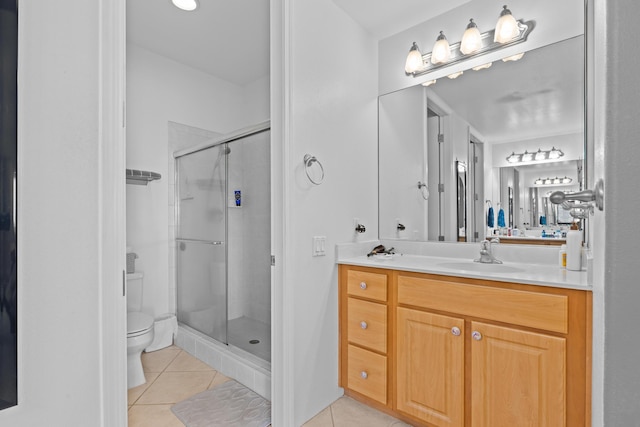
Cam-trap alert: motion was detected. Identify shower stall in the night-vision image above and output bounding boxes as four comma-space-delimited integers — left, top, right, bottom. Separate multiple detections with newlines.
174, 123, 270, 364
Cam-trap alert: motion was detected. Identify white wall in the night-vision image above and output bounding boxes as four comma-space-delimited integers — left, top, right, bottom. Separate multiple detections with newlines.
0, 1, 116, 425
126, 44, 269, 318
283, 0, 379, 424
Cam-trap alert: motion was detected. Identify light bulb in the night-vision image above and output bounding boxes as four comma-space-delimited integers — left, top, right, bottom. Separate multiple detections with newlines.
494, 5, 520, 43
553, 177, 561, 185
535, 149, 547, 161
521, 151, 533, 162
172, 0, 199, 11
534, 178, 543, 185
548, 147, 564, 159
404, 42, 424, 74
562, 177, 573, 184
460, 19, 482, 55
431, 31, 451, 64
544, 178, 553, 185
506, 152, 520, 163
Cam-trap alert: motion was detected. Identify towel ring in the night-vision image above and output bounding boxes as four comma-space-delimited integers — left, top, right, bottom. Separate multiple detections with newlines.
304, 154, 324, 185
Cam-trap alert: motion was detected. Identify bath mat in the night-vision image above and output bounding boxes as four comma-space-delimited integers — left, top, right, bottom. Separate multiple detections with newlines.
171, 379, 271, 427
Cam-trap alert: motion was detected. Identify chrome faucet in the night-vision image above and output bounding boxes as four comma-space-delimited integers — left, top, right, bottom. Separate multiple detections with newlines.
474, 238, 502, 264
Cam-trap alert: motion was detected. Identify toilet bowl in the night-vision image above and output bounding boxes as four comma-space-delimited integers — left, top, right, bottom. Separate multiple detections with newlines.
127, 311, 154, 389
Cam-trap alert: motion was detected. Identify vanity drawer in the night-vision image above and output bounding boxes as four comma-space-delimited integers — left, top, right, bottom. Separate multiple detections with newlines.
397, 275, 569, 334
347, 344, 387, 404
347, 298, 387, 353
347, 269, 387, 302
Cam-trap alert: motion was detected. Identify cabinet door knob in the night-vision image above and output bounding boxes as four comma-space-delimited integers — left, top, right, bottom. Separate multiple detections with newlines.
360, 321, 368, 330
360, 282, 367, 290
451, 326, 461, 336
360, 371, 368, 379
472, 331, 483, 341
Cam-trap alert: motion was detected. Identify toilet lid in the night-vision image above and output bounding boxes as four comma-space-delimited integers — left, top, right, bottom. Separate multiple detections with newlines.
127, 312, 154, 335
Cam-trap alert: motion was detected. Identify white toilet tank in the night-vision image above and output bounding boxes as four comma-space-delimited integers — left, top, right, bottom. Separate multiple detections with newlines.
126, 272, 144, 312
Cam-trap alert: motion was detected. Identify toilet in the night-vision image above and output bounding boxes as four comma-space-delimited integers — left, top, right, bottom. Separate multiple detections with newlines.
126, 272, 154, 389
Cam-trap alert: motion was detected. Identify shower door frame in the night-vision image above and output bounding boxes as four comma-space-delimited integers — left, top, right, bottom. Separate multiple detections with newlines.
173, 121, 271, 350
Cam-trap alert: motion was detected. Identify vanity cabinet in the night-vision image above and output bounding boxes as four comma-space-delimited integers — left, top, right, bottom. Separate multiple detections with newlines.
338, 265, 591, 427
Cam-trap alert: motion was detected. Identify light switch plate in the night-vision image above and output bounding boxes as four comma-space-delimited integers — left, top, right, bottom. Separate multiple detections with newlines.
312, 236, 326, 257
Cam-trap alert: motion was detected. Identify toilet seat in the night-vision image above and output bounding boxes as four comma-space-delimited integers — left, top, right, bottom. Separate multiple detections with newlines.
127, 312, 154, 338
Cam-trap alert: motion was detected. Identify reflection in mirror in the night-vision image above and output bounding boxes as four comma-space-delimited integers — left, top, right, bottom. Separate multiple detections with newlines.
379, 34, 584, 243
456, 161, 466, 241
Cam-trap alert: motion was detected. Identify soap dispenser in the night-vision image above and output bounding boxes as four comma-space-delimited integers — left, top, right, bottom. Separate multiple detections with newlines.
566, 223, 582, 271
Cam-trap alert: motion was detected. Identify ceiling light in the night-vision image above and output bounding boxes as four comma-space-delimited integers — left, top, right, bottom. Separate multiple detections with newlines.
562, 176, 573, 184
405, 42, 424, 74
544, 178, 553, 185
447, 71, 464, 79
172, 0, 198, 11
502, 52, 525, 62
421, 80, 437, 87
553, 177, 562, 185
535, 149, 547, 161
494, 5, 520, 43
534, 178, 544, 185
472, 62, 493, 71
521, 151, 534, 162
460, 19, 482, 55
431, 31, 451, 65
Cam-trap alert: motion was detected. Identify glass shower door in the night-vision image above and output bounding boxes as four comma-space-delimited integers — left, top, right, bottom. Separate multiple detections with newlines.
176, 144, 228, 344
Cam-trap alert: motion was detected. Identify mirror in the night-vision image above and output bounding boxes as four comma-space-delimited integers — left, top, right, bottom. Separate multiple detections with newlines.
379, 33, 585, 243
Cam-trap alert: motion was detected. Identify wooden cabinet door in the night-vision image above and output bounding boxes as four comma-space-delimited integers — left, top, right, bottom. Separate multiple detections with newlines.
470, 321, 566, 427
396, 308, 464, 427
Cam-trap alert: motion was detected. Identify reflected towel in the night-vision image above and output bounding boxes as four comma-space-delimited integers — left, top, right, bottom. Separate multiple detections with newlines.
487, 207, 494, 228
497, 208, 505, 228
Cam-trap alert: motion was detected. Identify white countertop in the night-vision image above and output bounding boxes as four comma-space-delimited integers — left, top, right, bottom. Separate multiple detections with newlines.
337, 254, 590, 291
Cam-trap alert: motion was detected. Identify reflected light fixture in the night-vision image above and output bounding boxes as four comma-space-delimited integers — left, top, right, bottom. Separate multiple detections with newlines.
431, 31, 451, 64
506, 147, 564, 164
172, 0, 199, 11
494, 5, 520, 43
534, 176, 573, 186
421, 80, 437, 87
502, 52, 525, 62
472, 62, 493, 71
447, 71, 464, 79
405, 42, 424, 74
404, 5, 533, 78
460, 19, 482, 55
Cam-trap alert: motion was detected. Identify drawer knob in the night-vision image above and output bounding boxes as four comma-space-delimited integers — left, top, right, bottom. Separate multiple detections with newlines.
360, 282, 367, 290
360, 371, 368, 379
451, 326, 461, 336
472, 331, 483, 341
360, 321, 368, 330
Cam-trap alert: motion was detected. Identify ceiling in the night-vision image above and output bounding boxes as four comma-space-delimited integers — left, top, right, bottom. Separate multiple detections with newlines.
127, 0, 270, 86
126, 0, 468, 85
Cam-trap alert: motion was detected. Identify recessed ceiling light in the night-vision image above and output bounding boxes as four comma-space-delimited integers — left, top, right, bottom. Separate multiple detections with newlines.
172, 0, 198, 11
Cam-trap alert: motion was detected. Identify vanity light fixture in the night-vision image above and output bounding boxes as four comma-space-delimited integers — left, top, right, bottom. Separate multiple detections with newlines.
172, 0, 199, 11
421, 80, 437, 87
506, 147, 565, 164
502, 52, 525, 62
447, 71, 464, 79
404, 6, 533, 78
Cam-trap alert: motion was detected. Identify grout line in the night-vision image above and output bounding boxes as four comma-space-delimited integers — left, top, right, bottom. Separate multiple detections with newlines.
329, 401, 336, 427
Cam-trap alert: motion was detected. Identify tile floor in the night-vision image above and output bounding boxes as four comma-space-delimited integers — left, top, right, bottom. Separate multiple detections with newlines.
128, 345, 411, 426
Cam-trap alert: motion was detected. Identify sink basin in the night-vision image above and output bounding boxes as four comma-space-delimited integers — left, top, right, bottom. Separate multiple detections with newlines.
437, 262, 525, 274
